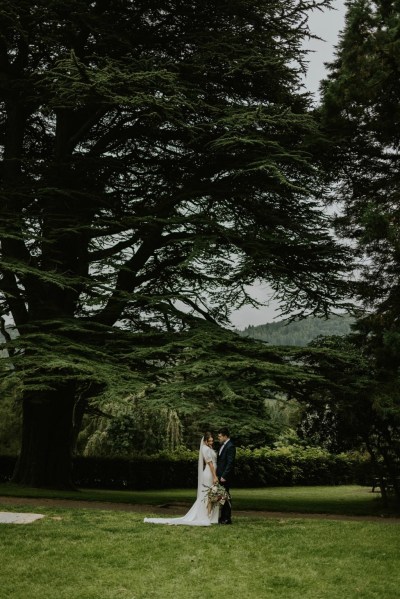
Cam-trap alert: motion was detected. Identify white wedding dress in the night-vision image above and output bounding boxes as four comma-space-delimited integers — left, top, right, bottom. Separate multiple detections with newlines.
144, 440, 219, 526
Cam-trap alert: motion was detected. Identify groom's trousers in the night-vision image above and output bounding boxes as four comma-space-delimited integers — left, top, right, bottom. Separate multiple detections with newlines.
219, 481, 232, 523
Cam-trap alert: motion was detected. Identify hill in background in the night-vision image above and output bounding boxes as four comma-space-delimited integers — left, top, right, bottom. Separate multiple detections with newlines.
237, 314, 354, 346
0, 317, 353, 351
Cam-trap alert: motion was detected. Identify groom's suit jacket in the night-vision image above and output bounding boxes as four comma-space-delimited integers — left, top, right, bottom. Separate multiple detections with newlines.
216, 439, 236, 483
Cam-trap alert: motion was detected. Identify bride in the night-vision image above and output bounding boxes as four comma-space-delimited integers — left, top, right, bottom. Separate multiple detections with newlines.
144, 432, 220, 526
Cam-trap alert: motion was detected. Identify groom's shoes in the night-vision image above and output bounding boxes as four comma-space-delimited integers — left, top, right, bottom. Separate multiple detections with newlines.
219, 520, 232, 525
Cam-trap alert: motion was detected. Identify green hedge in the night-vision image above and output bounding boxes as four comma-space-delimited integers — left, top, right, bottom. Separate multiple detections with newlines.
0, 447, 372, 489
234, 447, 371, 487
73, 454, 198, 489
0, 455, 16, 484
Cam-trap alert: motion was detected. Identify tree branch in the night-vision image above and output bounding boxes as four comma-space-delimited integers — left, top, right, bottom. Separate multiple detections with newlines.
0, 270, 29, 325
92, 229, 164, 325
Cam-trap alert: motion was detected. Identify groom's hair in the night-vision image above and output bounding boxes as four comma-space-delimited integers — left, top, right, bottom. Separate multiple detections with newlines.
218, 427, 230, 437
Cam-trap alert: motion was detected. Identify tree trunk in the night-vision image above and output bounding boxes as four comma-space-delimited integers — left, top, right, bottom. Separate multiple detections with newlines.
12, 389, 77, 489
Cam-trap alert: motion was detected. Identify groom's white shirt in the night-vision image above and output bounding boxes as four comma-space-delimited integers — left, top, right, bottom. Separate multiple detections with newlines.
218, 438, 230, 455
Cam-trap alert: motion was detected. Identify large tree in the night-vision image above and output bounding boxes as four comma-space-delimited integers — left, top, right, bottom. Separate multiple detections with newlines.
319, 0, 400, 315
295, 332, 400, 505
317, 0, 400, 503
0, 0, 349, 488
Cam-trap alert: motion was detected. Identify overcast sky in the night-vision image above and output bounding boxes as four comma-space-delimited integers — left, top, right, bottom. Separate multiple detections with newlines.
231, 0, 347, 330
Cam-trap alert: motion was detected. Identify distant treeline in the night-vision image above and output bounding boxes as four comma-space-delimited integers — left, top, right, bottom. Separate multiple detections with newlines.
237, 314, 354, 347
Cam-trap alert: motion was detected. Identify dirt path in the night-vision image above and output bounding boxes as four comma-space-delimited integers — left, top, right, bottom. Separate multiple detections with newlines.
0, 495, 399, 523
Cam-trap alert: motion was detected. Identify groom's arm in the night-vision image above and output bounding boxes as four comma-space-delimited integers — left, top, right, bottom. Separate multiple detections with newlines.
221, 444, 236, 480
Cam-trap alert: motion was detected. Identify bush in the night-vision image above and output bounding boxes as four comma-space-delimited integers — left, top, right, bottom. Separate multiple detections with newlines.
0, 447, 372, 489
73, 454, 198, 490
235, 447, 370, 487
0, 455, 17, 483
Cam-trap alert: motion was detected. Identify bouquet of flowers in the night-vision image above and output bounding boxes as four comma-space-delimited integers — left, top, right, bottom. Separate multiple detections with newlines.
203, 482, 231, 515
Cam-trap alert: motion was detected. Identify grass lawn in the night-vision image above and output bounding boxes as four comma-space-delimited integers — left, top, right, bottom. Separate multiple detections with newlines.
0, 501, 399, 599
0, 483, 398, 517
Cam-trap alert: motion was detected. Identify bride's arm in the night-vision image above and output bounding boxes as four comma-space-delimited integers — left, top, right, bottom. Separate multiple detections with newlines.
202, 446, 218, 483
208, 460, 218, 484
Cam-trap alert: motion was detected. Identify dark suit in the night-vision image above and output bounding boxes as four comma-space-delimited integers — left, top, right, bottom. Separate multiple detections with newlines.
216, 439, 236, 523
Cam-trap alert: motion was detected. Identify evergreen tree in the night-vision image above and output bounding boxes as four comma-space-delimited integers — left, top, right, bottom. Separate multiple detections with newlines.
297, 332, 400, 505
0, 0, 349, 488
320, 0, 400, 315
318, 1, 400, 503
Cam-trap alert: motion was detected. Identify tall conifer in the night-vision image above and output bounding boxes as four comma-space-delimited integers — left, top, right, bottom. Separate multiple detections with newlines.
319, 1, 400, 501
0, 0, 348, 487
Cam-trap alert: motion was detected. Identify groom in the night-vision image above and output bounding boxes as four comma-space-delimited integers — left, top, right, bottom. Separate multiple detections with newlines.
217, 427, 236, 525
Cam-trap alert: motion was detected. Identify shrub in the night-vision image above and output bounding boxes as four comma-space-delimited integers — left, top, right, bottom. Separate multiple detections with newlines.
0, 447, 372, 489
0, 455, 16, 483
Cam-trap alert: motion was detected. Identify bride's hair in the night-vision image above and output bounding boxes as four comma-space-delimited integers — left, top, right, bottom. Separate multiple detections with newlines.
203, 431, 213, 443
